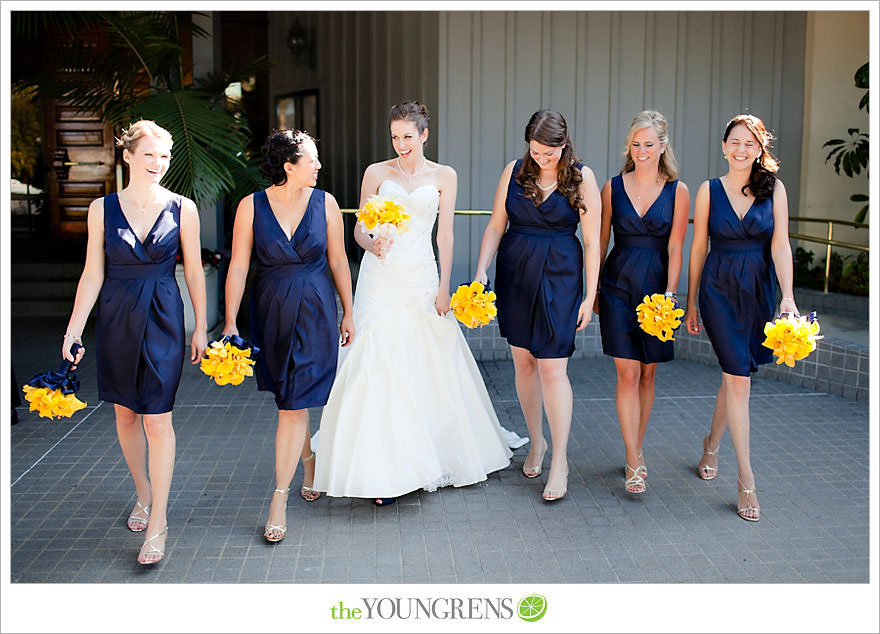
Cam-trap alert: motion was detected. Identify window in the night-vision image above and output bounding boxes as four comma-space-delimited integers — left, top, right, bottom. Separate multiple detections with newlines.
275, 90, 318, 136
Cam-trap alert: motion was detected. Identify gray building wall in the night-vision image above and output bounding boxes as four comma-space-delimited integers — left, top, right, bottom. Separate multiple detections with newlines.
438, 11, 807, 292
266, 11, 807, 294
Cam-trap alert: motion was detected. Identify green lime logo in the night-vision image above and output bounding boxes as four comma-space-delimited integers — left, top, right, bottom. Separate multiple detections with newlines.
517, 594, 547, 622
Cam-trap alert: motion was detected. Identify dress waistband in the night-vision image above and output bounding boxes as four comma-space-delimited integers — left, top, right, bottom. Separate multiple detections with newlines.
614, 234, 667, 249
508, 225, 576, 238
710, 238, 767, 251
256, 261, 327, 279
106, 262, 175, 279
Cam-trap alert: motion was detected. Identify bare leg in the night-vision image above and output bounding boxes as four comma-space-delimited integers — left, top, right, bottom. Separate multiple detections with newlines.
265, 408, 309, 540
114, 404, 152, 529
511, 346, 547, 475
722, 372, 759, 520
537, 357, 572, 498
138, 411, 175, 563
636, 362, 657, 466
613, 358, 645, 493
299, 421, 320, 501
697, 379, 729, 478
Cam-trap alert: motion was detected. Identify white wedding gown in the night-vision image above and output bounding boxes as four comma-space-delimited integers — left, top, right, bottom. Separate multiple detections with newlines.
313, 179, 514, 498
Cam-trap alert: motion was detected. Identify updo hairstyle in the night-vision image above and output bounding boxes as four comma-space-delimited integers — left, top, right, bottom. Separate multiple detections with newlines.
389, 101, 430, 134
260, 129, 316, 186
115, 120, 173, 152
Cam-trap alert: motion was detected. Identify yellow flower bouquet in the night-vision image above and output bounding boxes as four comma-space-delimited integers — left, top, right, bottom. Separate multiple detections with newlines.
356, 196, 410, 239
200, 335, 259, 386
450, 281, 498, 329
636, 293, 685, 342
21, 342, 87, 420
761, 311, 823, 367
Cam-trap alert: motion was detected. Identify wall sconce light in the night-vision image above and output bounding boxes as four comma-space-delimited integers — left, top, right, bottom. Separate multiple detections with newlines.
287, 19, 316, 70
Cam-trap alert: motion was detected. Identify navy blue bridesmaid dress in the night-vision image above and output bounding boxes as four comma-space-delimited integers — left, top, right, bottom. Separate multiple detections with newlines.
495, 160, 583, 358
599, 175, 678, 363
699, 178, 777, 376
250, 188, 338, 410
95, 193, 185, 414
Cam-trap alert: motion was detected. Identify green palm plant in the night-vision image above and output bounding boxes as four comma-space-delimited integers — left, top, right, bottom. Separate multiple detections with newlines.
13, 11, 269, 207
822, 61, 869, 223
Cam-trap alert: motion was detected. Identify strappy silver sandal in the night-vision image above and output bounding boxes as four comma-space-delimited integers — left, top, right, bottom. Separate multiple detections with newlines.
137, 525, 168, 565
300, 453, 321, 502
127, 500, 151, 532
736, 479, 760, 522
625, 463, 646, 494
264, 488, 289, 543
697, 435, 720, 480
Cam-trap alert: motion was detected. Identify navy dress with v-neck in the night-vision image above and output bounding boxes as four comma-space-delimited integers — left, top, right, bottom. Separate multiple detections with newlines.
95, 192, 185, 414
250, 188, 338, 410
495, 159, 584, 358
699, 177, 776, 376
599, 174, 678, 363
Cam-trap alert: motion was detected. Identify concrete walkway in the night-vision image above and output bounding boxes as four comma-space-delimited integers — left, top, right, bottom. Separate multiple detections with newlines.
6, 314, 875, 630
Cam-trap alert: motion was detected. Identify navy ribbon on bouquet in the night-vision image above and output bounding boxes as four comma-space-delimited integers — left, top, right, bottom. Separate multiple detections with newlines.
24, 343, 82, 395
211, 334, 260, 355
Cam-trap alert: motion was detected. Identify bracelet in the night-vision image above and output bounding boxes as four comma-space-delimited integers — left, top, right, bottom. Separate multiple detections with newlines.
781, 296, 794, 301
664, 291, 676, 298
63, 333, 82, 340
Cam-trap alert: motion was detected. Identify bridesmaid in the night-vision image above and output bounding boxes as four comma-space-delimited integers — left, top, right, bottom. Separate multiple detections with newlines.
684, 114, 798, 522
597, 111, 689, 495
62, 120, 208, 564
474, 110, 601, 501
223, 130, 354, 543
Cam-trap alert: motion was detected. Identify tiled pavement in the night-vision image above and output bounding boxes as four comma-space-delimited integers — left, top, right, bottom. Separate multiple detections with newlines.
8, 315, 871, 587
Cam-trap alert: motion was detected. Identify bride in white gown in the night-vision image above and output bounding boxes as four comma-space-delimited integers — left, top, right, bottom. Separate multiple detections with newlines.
313, 101, 515, 501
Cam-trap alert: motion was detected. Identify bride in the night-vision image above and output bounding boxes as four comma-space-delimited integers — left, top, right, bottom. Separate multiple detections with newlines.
313, 101, 515, 504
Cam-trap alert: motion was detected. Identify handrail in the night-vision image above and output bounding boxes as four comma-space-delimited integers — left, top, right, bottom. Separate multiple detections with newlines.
341, 209, 869, 294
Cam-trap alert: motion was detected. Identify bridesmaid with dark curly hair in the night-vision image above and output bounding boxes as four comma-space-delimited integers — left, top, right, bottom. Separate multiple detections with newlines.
223, 130, 354, 542
474, 110, 602, 502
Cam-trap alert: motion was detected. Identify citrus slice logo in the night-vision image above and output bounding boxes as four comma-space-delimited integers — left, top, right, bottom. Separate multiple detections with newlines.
517, 595, 547, 622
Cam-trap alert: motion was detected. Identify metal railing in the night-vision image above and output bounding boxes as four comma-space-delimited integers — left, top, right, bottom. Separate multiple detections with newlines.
341, 209, 869, 294
788, 216, 869, 293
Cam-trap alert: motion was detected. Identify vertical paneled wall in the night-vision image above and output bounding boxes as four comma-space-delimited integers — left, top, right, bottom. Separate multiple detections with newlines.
267, 12, 439, 210
439, 11, 807, 290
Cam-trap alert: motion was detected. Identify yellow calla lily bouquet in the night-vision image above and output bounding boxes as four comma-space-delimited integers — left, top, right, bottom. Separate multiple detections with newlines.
356, 196, 410, 237
761, 311, 823, 367
22, 385, 87, 420
200, 335, 258, 386
636, 293, 685, 342
450, 281, 498, 329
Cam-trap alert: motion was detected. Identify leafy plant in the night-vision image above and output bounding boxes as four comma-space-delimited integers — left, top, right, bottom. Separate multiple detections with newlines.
793, 246, 869, 296
822, 61, 869, 223
12, 11, 269, 207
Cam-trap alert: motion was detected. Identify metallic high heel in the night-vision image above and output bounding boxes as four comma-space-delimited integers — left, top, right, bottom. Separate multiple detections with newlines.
127, 500, 150, 532
697, 436, 720, 480
300, 453, 321, 502
264, 488, 289, 543
137, 525, 168, 565
542, 465, 568, 501
736, 479, 760, 522
624, 464, 646, 494
522, 438, 547, 479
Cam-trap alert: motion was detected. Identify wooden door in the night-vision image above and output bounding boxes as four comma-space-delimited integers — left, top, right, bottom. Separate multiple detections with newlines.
44, 103, 116, 237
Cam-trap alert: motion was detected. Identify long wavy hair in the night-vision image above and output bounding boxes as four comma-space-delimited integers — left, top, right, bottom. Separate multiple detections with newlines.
621, 110, 679, 181
723, 114, 779, 203
516, 110, 585, 214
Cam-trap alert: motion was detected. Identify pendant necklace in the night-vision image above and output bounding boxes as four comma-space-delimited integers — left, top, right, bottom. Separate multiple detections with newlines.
397, 157, 425, 183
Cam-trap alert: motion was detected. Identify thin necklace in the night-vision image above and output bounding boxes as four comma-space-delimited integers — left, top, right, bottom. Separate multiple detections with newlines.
397, 156, 425, 182
537, 178, 557, 192
631, 175, 663, 201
